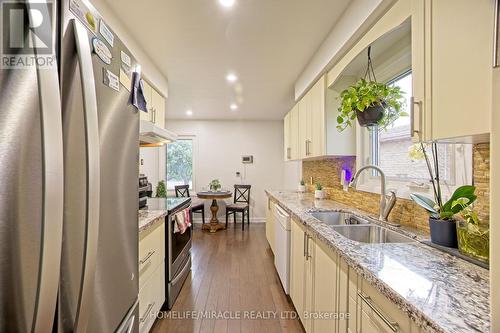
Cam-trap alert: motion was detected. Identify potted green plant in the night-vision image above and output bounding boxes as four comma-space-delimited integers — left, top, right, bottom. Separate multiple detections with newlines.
336, 78, 406, 130
452, 199, 489, 263
209, 179, 221, 191
298, 179, 306, 193
409, 143, 477, 247
314, 183, 325, 200
155, 180, 167, 198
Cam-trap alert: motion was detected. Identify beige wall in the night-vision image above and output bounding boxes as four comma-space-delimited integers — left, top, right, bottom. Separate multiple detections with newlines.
295, 0, 398, 99
166, 120, 285, 221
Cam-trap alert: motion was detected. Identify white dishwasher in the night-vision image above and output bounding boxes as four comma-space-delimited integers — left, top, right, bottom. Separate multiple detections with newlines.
274, 204, 291, 294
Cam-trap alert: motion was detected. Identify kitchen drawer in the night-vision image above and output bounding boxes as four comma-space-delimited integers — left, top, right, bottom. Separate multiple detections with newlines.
139, 263, 165, 333
139, 219, 164, 290
360, 279, 411, 333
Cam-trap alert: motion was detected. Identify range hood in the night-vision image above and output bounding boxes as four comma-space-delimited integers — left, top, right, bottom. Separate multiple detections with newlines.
139, 120, 177, 147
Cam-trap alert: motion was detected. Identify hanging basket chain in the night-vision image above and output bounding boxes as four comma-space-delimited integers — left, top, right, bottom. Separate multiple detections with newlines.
363, 46, 377, 82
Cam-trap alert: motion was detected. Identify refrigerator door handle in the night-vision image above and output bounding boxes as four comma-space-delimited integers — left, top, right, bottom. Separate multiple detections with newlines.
27, 2, 64, 332
72, 19, 101, 333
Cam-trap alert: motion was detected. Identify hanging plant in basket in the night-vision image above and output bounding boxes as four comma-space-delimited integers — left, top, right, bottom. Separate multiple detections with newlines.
336, 46, 407, 131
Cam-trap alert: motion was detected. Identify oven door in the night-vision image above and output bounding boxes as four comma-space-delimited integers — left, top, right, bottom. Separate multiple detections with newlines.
168, 212, 192, 281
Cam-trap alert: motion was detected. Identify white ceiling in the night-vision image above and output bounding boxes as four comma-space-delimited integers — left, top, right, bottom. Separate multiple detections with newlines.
103, 0, 351, 120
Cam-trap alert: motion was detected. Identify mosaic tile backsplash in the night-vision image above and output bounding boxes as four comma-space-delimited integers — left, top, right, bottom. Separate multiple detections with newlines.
302, 143, 490, 233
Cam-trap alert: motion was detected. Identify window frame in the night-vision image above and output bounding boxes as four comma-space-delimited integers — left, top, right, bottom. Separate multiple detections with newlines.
165, 135, 197, 192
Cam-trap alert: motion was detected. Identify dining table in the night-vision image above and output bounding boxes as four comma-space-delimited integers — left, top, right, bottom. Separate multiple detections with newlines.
196, 190, 233, 233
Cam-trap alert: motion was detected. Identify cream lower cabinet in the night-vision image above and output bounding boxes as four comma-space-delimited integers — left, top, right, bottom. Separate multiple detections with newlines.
411, 0, 493, 142
139, 219, 165, 333
290, 218, 348, 333
290, 218, 422, 333
266, 199, 275, 253
349, 268, 418, 333
290, 217, 315, 332
290, 218, 307, 326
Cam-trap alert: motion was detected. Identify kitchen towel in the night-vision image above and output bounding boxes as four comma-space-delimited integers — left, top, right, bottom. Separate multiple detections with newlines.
174, 209, 191, 234
128, 71, 147, 112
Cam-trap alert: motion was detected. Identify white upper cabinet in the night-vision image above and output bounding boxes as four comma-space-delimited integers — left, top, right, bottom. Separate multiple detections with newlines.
151, 88, 165, 128
323, 0, 492, 145
283, 74, 355, 161
284, 104, 300, 160
140, 79, 167, 129
412, 0, 493, 142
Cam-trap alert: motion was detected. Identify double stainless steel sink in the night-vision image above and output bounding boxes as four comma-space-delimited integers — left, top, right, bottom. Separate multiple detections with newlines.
309, 211, 414, 244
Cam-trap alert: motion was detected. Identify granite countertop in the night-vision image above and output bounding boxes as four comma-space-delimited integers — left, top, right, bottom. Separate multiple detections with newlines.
138, 210, 168, 233
266, 190, 490, 333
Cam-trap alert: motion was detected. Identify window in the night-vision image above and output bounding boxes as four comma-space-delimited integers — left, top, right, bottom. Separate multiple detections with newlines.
358, 71, 472, 198
166, 138, 194, 190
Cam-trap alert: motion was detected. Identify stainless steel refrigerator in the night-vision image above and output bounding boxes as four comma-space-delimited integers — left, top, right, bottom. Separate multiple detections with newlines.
0, 0, 139, 332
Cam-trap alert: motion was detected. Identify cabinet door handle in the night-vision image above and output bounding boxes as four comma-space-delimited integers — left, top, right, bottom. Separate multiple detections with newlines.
410, 97, 422, 138
494, 0, 500, 67
139, 250, 155, 266
287, 147, 291, 159
303, 232, 307, 258
140, 302, 155, 323
358, 292, 399, 332
306, 235, 312, 260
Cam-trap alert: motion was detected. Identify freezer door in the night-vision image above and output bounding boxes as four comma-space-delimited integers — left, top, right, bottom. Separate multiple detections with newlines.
0, 1, 63, 332
59, 0, 139, 332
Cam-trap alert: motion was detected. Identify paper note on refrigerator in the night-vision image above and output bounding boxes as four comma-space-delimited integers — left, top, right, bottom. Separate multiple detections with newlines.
120, 68, 132, 91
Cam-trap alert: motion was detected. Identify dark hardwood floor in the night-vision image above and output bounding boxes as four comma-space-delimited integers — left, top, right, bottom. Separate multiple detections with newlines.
151, 223, 303, 333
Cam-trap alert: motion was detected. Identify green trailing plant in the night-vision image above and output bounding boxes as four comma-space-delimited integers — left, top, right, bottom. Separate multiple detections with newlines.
155, 180, 167, 198
300, 179, 305, 186
315, 183, 323, 191
209, 179, 221, 191
452, 198, 480, 225
336, 78, 406, 131
409, 142, 476, 220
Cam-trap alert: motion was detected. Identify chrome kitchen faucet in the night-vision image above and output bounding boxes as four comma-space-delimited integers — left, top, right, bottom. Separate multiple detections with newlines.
349, 165, 397, 223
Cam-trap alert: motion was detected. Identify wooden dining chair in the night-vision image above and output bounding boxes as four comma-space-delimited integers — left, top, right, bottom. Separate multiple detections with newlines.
225, 185, 251, 230
175, 185, 205, 225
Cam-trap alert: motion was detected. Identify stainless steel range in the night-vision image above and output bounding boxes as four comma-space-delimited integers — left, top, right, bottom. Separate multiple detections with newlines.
143, 198, 192, 309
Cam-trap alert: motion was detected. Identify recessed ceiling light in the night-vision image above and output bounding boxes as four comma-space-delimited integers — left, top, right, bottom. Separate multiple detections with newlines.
226, 73, 238, 83
219, 0, 235, 8
186, 110, 193, 116
230, 103, 238, 110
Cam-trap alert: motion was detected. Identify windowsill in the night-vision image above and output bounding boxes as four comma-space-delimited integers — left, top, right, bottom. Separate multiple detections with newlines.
355, 178, 458, 201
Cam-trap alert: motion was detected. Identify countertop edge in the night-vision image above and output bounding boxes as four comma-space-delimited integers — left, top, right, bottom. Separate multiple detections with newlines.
138, 210, 168, 234
266, 190, 452, 333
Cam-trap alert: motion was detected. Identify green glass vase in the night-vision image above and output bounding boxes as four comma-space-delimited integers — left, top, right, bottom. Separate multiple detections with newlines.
456, 220, 489, 263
